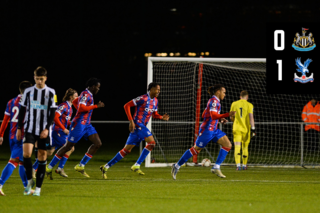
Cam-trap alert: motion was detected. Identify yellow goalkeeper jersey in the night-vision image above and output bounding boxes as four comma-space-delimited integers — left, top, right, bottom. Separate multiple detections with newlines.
230, 99, 253, 133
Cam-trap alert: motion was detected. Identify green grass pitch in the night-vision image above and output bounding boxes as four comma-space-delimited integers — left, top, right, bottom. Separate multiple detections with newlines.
0, 151, 320, 213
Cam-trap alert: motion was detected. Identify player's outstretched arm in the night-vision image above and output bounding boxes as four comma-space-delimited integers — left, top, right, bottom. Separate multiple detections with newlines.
78, 101, 104, 112
210, 111, 235, 120
152, 111, 169, 121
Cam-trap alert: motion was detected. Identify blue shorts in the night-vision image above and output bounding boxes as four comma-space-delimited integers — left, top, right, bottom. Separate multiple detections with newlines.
126, 125, 152, 146
9, 138, 23, 160
51, 131, 68, 150
68, 123, 97, 143
195, 129, 226, 148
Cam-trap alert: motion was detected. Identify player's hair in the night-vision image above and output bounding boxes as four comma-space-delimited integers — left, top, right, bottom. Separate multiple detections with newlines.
86, 78, 100, 88
208, 84, 224, 96
62, 88, 77, 102
240, 90, 249, 97
34, 66, 47, 76
19, 81, 33, 94
147, 82, 160, 91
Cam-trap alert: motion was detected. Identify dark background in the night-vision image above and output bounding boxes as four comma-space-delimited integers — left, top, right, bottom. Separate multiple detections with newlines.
0, 1, 319, 155
267, 23, 319, 94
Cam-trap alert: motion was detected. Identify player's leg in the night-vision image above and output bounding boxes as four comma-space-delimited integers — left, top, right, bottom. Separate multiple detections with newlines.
56, 146, 75, 178
33, 137, 49, 196
100, 132, 138, 179
18, 161, 28, 188
130, 126, 155, 175
133, 136, 155, 167
32, 142, 38, 179
212, 130, 232, 178
14, 141, 28, 188
75, 125, 100, 177
23, 133, 36, 195
0, 139, 25, 196
242, 133, 250, 170
171, 132, 210, 180
0, 157, 19, 196
44, 146, 56, 180
79, 133, 101, 165
47, 142, 74, 172
233, 131, 242, 170
171, 145, 202, 180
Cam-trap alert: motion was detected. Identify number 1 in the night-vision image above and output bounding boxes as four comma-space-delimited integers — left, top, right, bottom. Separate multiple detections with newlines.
277, 60, 282, 81
240, 107, 243, 118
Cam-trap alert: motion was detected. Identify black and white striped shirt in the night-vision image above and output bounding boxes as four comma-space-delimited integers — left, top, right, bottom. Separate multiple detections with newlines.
20, 85, 57, 136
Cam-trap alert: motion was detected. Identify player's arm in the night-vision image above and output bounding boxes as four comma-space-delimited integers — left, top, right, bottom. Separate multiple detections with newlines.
0, 114, 10, 145
72, 97, 79, 109
229, 103, 235, 122
249, 113, 255, 137
152, 111, 169, 121
16, 105, 26, 141
54, 112, 70, 135
124, 100, 136, 133
77, 97, 104, 112
249, 104, 255, 137
210, 111, 231, 120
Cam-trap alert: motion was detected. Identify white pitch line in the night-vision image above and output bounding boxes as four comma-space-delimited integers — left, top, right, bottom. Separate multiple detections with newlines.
67, 178, 320, 184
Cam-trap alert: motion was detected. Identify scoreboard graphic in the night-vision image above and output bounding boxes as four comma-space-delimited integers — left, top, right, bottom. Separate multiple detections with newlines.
267, 24, 319, 94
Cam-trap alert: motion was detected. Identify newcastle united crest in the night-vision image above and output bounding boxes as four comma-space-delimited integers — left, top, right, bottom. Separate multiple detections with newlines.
292, 28, 316, 51
294, 58, 313, 83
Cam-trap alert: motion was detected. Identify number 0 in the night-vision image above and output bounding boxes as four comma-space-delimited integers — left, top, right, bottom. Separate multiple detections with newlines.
277, 60, 282, 81
274, 30, 285, 51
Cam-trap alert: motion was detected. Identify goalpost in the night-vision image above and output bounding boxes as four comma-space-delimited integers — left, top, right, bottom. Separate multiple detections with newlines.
145, 57, 320, 168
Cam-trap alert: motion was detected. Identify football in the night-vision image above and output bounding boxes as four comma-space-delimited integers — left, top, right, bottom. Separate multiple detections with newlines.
201, 158, 211, 167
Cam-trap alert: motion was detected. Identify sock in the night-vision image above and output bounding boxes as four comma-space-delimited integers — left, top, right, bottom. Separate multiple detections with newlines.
58, 154, 69, 169
35, 187, 41, 193
19, 163, 28, 187
237, 163, 241, 167
214, 147, 231, 168
80, 153, 92, 166
48, 154, 62, 169
136, 148, 151, 165
234, 145, 241, 165
36, 161, 46, 188
0, 160, 17, 185
177, 147, 199, 167
135, 141, 155, 165
34, 148, 38, 160
32, 159, 39, 171
242, 143, 249, 165
23, 157, 33, 180
106, 149, 130, 168
33, 148, 38, 170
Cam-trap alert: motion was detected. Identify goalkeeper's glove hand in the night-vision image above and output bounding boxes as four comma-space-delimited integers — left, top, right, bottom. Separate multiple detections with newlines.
251, 127, 256, 138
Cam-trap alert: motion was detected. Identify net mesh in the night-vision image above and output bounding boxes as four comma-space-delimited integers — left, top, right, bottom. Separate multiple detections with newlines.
149, 60, 320, 167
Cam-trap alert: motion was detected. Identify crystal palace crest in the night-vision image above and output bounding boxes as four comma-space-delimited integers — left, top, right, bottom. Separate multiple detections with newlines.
292, 28, 316, 51
294, 58, 313, 83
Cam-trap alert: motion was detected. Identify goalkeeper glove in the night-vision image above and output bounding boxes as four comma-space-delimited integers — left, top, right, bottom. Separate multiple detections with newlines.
251, 127, 256, 138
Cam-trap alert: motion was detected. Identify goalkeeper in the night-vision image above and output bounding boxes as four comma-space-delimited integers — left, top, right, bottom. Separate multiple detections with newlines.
230, 90, 255, 170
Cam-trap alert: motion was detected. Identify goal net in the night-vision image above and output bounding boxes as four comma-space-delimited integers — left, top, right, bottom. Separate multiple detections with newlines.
145, 57, 320, 168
